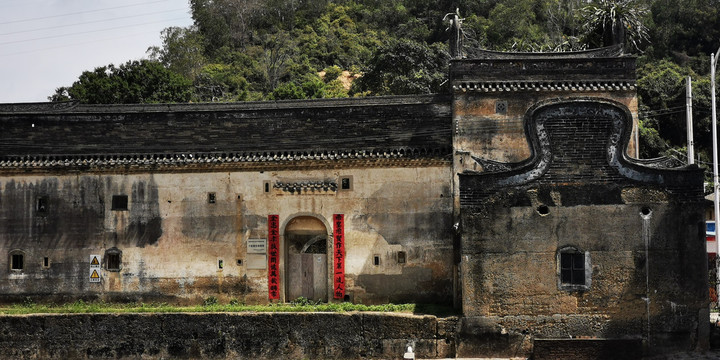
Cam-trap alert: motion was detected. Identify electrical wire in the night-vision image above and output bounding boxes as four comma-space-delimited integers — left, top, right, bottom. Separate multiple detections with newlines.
0, 17, 190, 46
0, 8, 188, 36
0, 31, 170, 57
0, 0, 174, 25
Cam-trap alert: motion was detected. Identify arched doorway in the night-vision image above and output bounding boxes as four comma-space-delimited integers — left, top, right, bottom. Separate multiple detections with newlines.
285, 216, 328, 302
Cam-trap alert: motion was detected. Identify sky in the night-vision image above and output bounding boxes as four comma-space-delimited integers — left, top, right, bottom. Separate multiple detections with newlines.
0, 0, 194, 103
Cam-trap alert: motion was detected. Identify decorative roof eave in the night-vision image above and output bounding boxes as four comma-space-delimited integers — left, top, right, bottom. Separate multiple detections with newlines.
453, 80, 636, 93
464, 45, 626, 60
0, 147, 452, 174
0, 94, 452, 115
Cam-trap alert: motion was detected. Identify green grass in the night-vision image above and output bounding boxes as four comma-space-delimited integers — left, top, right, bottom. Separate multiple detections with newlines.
0, 299, 431, 315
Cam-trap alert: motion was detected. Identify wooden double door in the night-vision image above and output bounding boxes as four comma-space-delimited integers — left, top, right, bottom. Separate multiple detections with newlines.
285, 217, 328, 302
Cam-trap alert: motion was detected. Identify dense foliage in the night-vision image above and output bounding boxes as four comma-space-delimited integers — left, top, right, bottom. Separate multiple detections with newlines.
50, 0, 720, 176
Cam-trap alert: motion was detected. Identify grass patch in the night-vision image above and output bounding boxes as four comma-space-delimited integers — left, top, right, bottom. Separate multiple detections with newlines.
0, 300, 428, 315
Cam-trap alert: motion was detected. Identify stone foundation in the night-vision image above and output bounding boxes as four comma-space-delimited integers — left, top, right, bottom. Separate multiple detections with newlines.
0, 312, 458, 359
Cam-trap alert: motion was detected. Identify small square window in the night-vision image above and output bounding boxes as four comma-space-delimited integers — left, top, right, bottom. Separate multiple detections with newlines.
36, 197, 47, 213
10, 253, 24, 270
339, 176, 353, 191
111, 195, 128, 211
373, 255, 380, 266
208, 192, 216, 204
105, 248, 122, 271
397, 251, 406, 264
43, 257, 50, 268
558, 248, 590, 291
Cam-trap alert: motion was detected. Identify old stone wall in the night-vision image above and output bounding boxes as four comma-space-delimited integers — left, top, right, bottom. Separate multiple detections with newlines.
450, 53, 638, 175
0, 165, 453, 305
0, 312, 458, 359
456, 99, 707, 357
533, 339, 643, 360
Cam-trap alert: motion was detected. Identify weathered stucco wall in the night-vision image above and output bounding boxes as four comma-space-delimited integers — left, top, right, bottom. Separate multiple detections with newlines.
0, 312, 459, 359
451, 54, 639, 175
453, 90, 638, 166
456, 99, 708, 357
0, 166, 453, 305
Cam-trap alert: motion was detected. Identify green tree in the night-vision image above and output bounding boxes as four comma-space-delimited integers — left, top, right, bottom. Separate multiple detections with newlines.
648, 0, 720, 63
352, 39, 449, 96
582, 0, 650, 51
50, 60, 192, 104
193, 63, 249, 102
147, 26, 206, 80
485, 0, 552, 51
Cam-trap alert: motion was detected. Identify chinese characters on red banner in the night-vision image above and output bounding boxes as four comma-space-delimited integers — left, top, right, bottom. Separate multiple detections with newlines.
333, 214, 345, 299
268, 214, 280, 300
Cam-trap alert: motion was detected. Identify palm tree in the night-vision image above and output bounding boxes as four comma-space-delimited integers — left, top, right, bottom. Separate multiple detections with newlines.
582, 0, 650, 52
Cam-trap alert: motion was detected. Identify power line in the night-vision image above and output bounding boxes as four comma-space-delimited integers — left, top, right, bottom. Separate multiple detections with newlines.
0, 17, 190, 46
0, 0, 173, 25
0, 8, 188, 36
0, 31, 165, 57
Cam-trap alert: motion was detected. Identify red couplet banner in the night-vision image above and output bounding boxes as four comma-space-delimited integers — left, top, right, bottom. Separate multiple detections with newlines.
268, 214, 280, 300
333, 214, 345, 299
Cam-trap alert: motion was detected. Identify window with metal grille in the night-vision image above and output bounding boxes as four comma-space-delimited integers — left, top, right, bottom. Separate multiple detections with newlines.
560, 252, 585, 285
105, 248, 122, 271
558, 247, 590, 290
10, 252, 24, 271
339, 176, 353, 191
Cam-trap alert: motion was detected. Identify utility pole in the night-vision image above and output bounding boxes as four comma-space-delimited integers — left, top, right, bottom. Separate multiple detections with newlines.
711, 47, 720, 302
686, 76, 694, 164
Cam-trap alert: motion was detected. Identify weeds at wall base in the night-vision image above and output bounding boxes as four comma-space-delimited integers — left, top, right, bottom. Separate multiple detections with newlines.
0, 300, 455, 316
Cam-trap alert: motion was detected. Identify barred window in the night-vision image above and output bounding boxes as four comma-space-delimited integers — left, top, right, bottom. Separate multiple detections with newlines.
558, 247, 590, 290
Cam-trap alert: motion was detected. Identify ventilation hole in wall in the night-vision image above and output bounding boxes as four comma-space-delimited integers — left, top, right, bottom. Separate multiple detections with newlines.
495, 100, 508, 114
640, 207, 652, 217
36, 197, 47, 213
43, 257, 49, 268
536, 205, 550, 216
237, 259, 242, 266
111, 195, 128, 211
264, 181, 271, 193
373, 255, 380, 266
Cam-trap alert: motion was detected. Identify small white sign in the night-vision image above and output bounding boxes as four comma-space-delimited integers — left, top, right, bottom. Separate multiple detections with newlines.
89, 254, 101, 268
247, 239, 267, 254
246, 254, 267, 270
89, 268, 101, 283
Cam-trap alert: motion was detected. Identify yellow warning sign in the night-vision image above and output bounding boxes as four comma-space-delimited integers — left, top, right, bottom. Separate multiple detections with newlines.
89, 268, 101, 283
89, 254, 100, 268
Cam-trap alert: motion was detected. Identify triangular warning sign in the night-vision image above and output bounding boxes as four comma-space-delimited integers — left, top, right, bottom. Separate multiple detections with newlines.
91, 269, 100, 278
90, 256, 100, 266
